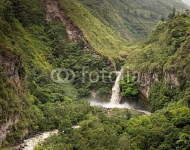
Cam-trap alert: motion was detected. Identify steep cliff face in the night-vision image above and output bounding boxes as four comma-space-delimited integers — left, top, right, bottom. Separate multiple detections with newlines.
139, 72, 180, 98
0, 116, 19, 146
0, 54, 25, 94
0, 53, 23, 146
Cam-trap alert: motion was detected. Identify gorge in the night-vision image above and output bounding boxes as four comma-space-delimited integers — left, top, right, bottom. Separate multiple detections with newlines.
0, 0, 190, 149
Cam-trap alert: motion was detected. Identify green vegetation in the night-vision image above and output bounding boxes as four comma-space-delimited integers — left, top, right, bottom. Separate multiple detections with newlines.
36, 108, 141, 150
77, 0, 189, 39
120, 75, 138, 99
38, 106, 190, 150
38, 13, 190, 150
0, 0, 113, 146
0, 0, 190, 149
125, 14, 190, 112
58, 0, 130, 59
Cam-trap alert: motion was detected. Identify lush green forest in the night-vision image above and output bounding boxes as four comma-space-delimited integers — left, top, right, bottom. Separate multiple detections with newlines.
0, 0, 190, 150
125, 14, 190, 111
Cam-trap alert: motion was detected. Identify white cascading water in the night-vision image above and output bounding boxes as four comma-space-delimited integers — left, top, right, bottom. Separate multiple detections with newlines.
90, 69, 133, 109
110, 69, 123, 104
89, 68, 151, 115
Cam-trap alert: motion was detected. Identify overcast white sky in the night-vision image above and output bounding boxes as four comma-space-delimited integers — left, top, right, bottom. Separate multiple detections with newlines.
182, 0, 190, 6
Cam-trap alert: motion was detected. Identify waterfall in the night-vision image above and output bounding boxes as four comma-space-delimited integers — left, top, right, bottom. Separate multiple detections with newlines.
110, 68, 123, 104
88, 68, 151, 115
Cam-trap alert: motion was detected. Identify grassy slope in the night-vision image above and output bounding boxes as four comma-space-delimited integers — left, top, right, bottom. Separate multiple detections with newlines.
59, 0, 130, 60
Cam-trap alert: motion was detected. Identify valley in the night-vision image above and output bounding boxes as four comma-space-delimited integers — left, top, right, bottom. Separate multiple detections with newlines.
0, 0, 190, 150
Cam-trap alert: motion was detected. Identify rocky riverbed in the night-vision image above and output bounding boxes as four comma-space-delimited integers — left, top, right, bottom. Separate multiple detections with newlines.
12, 130, 58, 150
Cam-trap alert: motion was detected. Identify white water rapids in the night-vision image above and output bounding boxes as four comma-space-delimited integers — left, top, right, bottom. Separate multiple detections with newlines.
89, 69, 151, 115
13, 130, 58, 150
13, 125, 81, 150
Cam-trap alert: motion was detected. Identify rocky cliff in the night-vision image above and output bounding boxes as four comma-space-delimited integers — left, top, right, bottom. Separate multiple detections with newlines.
45, 0, 99, 55
0, 52, 23, 146
139, 71, 180, 98
0, 116, 19, 146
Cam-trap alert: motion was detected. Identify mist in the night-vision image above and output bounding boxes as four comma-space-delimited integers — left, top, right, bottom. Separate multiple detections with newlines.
182, 0, 190, 7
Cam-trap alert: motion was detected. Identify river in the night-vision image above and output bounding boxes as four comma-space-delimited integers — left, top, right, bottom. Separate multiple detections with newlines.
13, 130, 58, 150
13, 69, 150, 150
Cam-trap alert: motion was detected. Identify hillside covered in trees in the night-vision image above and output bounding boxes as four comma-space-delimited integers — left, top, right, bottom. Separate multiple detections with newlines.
77, 0, 189, 39
0, 0, 190, 149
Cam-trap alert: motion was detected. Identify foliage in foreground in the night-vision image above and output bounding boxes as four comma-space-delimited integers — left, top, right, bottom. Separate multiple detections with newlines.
38, 106, 190, 150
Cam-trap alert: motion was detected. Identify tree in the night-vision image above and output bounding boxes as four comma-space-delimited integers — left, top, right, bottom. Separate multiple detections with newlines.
176, 133, 190, 150
172, 7, 176, 18
120, 75, 138, 99
134, 10, 138, 17
161, 15, 165, 21
168, 7, 176, 19
186, 9, 190, 15
0, 0, 13, 22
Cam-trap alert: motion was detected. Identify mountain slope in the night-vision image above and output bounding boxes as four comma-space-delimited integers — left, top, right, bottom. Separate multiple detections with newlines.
57, 0, 130, 60
77, 0, 189, 39
125, 14, 190, 112
39, 13, 190, 150
48, 0, 189, 60
0, 0, 190, 148
0, 0, 114, 146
